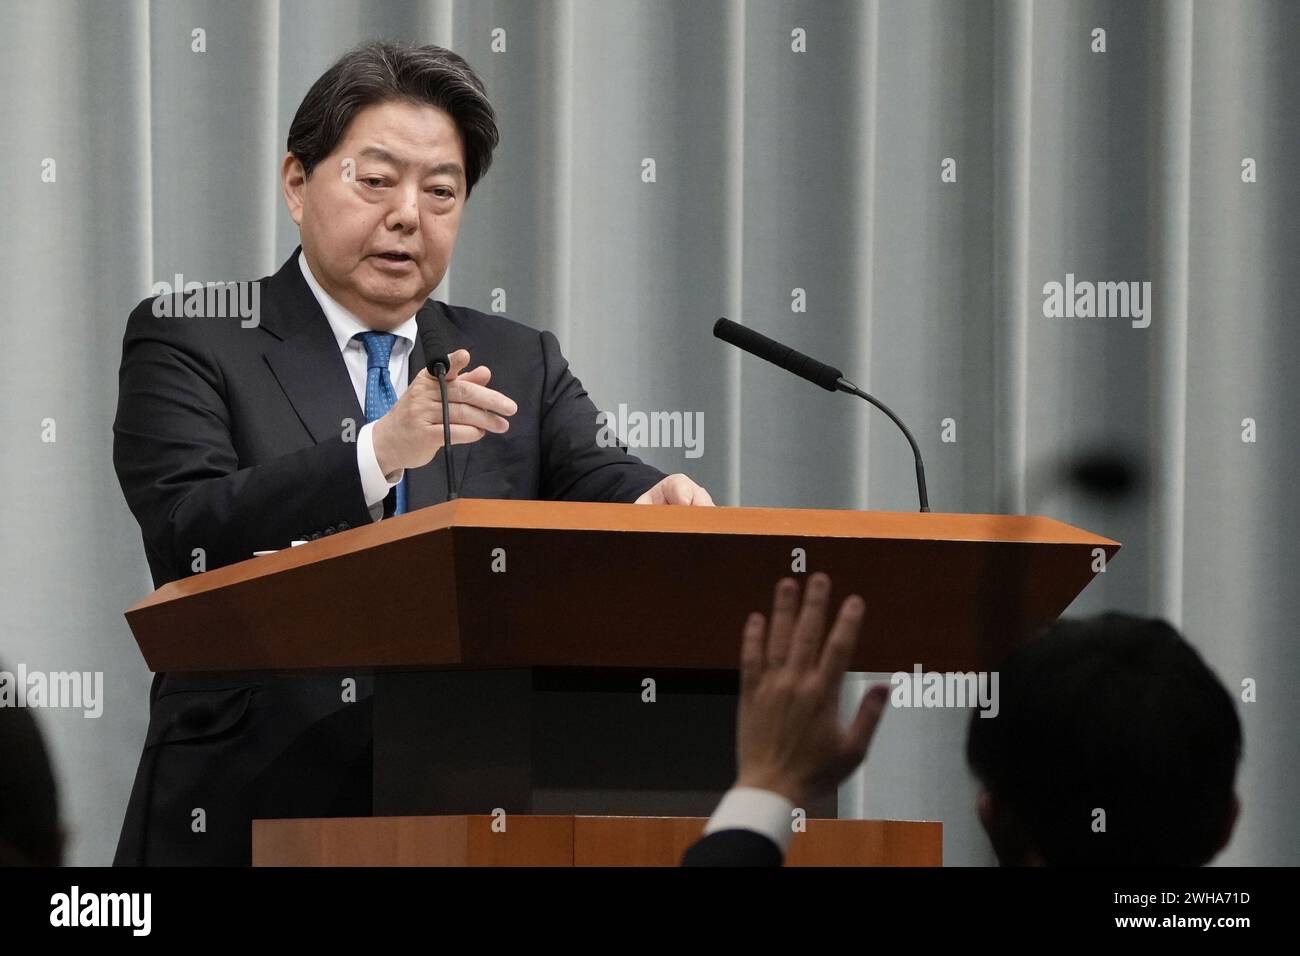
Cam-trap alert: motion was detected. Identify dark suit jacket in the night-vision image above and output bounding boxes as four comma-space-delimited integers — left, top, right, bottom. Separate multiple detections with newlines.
112, 248, 666, 865
681, 829, 784, 866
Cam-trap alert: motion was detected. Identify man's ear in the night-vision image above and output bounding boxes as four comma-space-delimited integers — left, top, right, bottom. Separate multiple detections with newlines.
976, 788, 996, 838
281, 152, 307, 226
976, 788, 1043, 866
1210, 791, 1240, 861
55, 822, 68, 867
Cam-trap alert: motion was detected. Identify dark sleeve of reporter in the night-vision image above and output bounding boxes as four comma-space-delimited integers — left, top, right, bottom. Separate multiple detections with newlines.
112, 299, 372, 583
681, 830, 784, 867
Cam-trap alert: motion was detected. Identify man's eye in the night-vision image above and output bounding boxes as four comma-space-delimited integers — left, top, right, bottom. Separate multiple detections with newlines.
428, 187, 455, 199
361, 177, 386, 188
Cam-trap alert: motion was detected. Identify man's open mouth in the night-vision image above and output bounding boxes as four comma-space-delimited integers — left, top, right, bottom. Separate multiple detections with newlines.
374, 252, 413, 261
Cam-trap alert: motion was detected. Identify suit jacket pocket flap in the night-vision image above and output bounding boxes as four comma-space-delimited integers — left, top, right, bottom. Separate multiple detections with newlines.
146, 686, 256, 748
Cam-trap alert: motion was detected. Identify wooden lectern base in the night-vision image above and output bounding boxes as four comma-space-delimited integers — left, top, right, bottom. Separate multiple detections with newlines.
252, 815, 942, 867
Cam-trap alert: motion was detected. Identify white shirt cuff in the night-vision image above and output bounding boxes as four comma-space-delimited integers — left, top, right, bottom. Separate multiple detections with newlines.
702, 786, 797, 854
357, 421, 404, 510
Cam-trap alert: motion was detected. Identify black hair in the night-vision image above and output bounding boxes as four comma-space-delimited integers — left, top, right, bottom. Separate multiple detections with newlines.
288, 40, 499, 197
0, 678, 63, 866
966, 614, 1242, 866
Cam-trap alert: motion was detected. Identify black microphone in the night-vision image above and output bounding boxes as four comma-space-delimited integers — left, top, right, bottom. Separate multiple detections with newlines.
713, 317, 930, 512
420, 325, 458, 500
420, 325, 451, 376
713, 317, 844, 391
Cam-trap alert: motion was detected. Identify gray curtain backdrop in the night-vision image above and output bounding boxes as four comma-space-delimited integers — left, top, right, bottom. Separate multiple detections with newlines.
1, 0, 1294, 865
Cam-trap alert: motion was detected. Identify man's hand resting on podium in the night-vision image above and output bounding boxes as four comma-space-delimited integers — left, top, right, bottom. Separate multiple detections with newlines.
633, 473, 714, 505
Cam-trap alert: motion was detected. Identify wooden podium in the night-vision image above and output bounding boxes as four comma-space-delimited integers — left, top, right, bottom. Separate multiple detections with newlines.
124, 499, 1118, 866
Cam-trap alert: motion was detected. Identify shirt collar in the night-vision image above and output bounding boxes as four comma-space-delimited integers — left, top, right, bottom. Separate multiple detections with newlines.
298, 250, 418, 353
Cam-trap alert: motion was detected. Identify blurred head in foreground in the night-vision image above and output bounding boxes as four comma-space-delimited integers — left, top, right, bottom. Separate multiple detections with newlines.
0, 678, 64, 866
966, 614, 1241, 866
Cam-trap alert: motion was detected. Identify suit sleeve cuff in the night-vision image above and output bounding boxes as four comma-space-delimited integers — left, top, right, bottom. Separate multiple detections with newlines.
703, 786, 796, 853
357, 422, 403, 508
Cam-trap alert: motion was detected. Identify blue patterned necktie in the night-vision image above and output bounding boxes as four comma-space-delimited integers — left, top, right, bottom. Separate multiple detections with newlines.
355, 331, 407, 516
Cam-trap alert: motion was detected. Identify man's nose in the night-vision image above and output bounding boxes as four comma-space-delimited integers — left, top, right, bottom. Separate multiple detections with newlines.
384, 183, 420, 232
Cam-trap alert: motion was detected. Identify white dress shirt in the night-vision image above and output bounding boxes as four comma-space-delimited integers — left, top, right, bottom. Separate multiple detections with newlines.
702, 786, 797, 854
298, 251, 417, 523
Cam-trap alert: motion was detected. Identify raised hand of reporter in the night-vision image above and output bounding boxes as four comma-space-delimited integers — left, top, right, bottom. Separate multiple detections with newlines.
735, 572, 889, 809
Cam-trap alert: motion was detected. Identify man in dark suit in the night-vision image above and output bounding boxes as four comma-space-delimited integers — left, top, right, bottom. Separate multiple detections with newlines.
682, 575, 1242, 866
113, 40, 711, 866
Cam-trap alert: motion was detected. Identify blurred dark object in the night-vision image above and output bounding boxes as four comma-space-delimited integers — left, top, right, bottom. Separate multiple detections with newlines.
1062, 449, 1143, 501
1016, 447, 1144, 516
0, 665, 64, 866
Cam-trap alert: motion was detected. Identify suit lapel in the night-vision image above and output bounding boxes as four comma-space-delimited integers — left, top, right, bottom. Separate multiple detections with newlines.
259, 248, 478, 510
261, 250, 365, 445
406, 299, 477, 508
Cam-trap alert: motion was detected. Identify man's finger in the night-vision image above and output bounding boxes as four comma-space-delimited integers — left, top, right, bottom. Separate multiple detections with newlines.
650, 476, 685, 504
766, 577, 800, 667
445, 424, 487, 445
455, 364, 492, 387
739, 612, 767, 698
668, 477, 694, 504
844, 683, 889, 763
634, 478, 669, 505
818, 594, 865, 684
454, 364, 493, 387
787, 572, 832, 672
444, 348, 472, 378
429, 402, 511, 435
446, 379, 518, 418
677, 477, 713, 506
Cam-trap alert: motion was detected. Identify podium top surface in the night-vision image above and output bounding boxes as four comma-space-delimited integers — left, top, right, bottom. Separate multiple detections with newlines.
132, 499, 1117, 609
126, 500, 1120, 674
